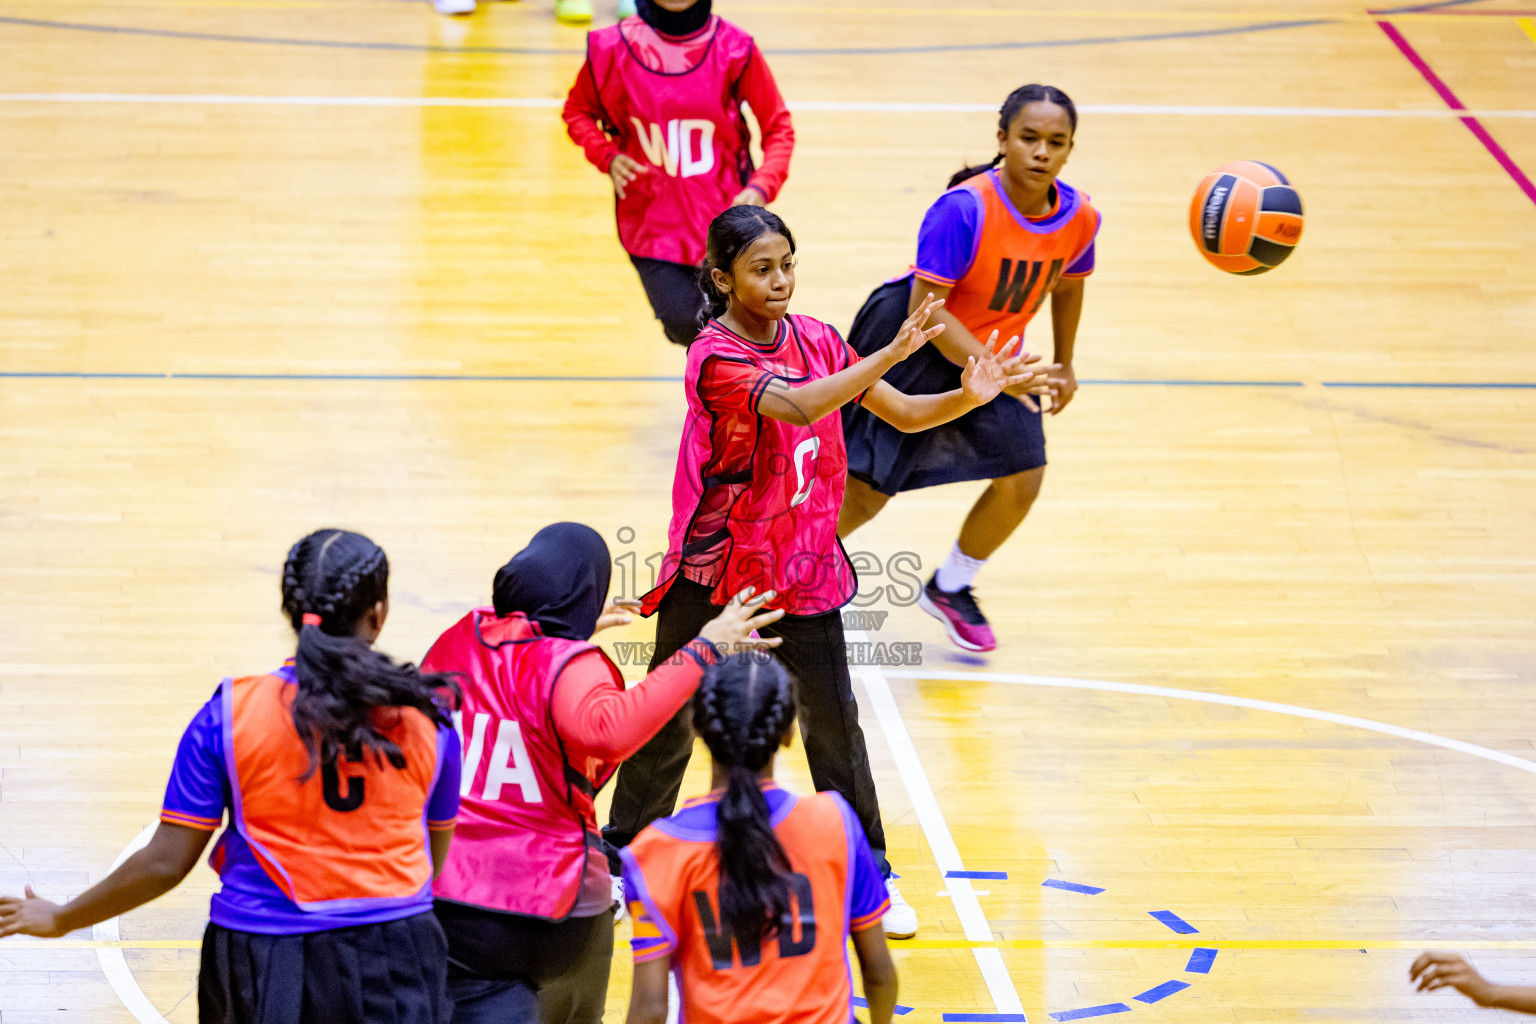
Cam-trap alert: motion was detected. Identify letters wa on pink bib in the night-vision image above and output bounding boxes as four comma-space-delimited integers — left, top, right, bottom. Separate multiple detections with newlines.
426, 610, 622, 920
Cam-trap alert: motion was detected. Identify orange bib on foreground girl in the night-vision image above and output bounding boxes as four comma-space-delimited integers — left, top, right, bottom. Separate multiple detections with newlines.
620, 784, 890, 1024
223, 673, 442, 909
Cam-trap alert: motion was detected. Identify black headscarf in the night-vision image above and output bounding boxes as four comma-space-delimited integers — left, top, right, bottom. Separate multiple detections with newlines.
492, 523, 611, 641
636, 0, 712, 37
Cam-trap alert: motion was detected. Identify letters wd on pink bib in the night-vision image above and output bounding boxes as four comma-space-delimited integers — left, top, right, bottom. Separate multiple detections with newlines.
568, 16, 792, 266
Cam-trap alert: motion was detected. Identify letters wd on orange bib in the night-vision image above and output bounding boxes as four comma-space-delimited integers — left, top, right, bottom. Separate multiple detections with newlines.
621, 785, 889, 1024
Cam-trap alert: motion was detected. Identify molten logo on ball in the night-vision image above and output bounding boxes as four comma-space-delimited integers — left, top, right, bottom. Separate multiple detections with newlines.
1188, 160, 1304, 276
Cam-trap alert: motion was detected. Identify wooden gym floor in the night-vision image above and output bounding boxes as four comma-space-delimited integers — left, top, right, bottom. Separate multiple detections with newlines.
2, 0, 1535, 1020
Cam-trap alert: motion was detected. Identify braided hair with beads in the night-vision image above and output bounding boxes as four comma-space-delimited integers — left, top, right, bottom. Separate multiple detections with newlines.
280, 529, 458, 780
692, 651, 800, 942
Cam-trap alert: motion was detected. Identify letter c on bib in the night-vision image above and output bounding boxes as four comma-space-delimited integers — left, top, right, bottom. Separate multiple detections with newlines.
790, 437, 821, 508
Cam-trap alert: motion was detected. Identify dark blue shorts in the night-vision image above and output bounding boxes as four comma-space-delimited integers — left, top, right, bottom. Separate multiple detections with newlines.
841, 277, 1046, 496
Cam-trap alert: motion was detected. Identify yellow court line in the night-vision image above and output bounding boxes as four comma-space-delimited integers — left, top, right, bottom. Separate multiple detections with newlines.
1519, 17, 1536, 45
13, 938, 1536, 952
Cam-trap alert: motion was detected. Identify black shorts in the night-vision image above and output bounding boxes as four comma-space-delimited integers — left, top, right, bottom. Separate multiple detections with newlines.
841, 277, 1047, 496
630, 255, 705, 347
198, 913, 452, 1024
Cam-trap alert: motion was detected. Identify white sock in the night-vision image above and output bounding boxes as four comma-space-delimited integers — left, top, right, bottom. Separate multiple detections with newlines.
934, 543, 986, 593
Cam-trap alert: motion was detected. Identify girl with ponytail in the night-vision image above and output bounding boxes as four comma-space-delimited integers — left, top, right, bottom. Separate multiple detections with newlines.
1, 528, 463, 1024
840, 84, 1100, 656
621, 653, 899, 1024
605, 204, 1050, 940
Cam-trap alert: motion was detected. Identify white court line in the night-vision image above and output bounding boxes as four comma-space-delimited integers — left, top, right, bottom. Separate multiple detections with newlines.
1, 93, 1535, 117
74, 663, 1536, 1023
851, 630, 1028, 1020
886, 669, 1536, 776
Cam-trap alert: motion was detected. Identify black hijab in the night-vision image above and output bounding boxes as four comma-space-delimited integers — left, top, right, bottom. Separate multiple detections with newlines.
492, 523, 611, 641
636, 0, 712, 37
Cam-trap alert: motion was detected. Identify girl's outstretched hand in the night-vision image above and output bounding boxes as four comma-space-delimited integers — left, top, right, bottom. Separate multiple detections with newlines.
0, 886, 68, 939
697, 587, 785, 653
1410, 952, 1497, 1005
960, 331, 1042, 406
981, 330, 1059, 412
594, 599, 642, 633
887, 294, 946, 362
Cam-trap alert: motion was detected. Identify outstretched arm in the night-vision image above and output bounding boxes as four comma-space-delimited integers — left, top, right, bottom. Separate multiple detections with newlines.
859, 331, 1052, 433
0, 822, 212, 938
755, 295, 948, 427
1412, 951, 1536, 1014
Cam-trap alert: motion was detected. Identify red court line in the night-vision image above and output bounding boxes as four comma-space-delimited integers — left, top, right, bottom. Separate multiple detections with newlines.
1376, 19, 1536, 207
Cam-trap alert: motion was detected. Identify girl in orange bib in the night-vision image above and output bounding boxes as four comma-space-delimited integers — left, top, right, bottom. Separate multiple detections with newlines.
0, 529, 462, 1024
840, 85, 1100, 653
621, 652, 899, 1024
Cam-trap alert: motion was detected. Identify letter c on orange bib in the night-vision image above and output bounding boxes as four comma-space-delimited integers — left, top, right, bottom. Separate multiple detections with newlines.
1189, 160, 1304, 275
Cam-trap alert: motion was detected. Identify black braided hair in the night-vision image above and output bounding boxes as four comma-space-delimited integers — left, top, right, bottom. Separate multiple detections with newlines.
949, 83, 1079, 189
696, 205, 797, 329
692, 651, 799, 942
280, 529, 458, 780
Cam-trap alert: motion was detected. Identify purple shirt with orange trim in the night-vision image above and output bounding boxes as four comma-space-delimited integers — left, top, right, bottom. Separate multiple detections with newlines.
161, 663, 462, 934
915, 176, 1098, 288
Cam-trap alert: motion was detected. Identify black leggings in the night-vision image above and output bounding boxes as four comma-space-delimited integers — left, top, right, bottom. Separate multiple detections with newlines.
605, 578, 889, 874
630, 255, 705, 347
434, 903, 613, 1024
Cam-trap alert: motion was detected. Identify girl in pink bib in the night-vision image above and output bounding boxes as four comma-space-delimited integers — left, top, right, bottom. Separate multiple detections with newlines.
603, 206, 1053, 939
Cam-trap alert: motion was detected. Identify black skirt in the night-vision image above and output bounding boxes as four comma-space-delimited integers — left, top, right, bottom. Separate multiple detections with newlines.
198, 913, 452, 1024
841, 277, 1047, 496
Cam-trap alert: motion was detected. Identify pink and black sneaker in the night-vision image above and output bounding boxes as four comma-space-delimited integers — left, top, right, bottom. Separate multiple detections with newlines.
918, 574, 997, 652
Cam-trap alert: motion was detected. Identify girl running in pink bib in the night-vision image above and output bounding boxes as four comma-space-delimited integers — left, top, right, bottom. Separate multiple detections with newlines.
602, 205, 1054, 939
562, 0, 793, 347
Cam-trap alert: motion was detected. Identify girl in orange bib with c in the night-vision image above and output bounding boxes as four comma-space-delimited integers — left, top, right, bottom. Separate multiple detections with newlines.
0, 529, 462, 1024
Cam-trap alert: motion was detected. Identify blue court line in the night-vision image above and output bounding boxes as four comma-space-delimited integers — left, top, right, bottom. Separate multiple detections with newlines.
1133, 979, 1190, 1003
853, 997, 913, 1016
1150, 911, 1199, 934
1322, 381, 1536, 389
945, 870, 1007, 880
1048, 1005, 1132, 1021
1186, 947, 1219, 973
1371, 0, 1497, 12
0, 13, 1335, 58
1042, 879, 1105, 895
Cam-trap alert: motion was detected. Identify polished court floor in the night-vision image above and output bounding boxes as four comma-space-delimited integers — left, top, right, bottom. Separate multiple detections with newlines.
2, 0, 1535, 1021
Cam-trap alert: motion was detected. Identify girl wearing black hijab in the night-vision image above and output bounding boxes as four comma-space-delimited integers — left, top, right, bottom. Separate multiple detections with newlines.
423, 523, 781, 1024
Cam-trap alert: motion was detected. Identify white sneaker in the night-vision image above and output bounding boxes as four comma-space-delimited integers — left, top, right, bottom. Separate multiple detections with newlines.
432, 0, 475, 14
611, 874, 627, 923
883, 877, 917, 939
